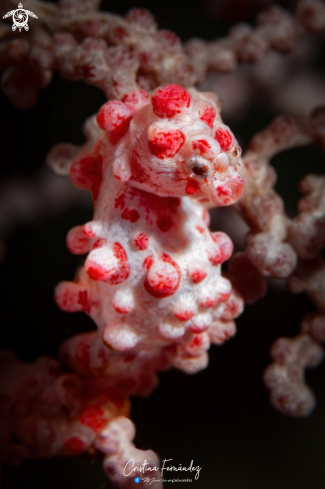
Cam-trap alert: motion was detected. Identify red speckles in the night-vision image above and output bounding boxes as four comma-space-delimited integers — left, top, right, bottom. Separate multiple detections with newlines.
148, 128, 185, 159
215, 126, 233, 151
144, 253, 181, 298
210, 231, 234, 262
70, 154, 102, 200
196, 225, 205, 234
192, 139, 211, 155
78, 406, 106, 433
216, 185, 231, 197
75, 342, 90, 366
97, 101, 132, 145
151, 84, 191, 118
190, 269, 207, 283
122, 90, 150, 111
114, 192, 126, 210
186, 178, 200, 195
134, 233, 149, 250
77, 290, 91, 314
121, 208, 140, 223
63, 437, 87, 454
199, 106, 216, 128
143, 255, 154, 269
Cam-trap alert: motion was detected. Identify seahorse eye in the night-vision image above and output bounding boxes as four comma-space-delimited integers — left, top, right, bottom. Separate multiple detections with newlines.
186, 155, 210, 178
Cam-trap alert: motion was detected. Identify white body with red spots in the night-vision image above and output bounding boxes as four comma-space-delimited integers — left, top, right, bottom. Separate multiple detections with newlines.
56, 84, 245, 394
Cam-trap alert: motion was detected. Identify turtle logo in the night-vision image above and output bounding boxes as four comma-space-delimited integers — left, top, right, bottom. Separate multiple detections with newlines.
2, 3, 38, 32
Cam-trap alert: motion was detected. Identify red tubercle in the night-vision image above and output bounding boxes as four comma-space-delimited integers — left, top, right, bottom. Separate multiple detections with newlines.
189, 323, 208, 333
199, 106, 216, 128
92, 238, 107, 249
174, 310, 195, 321
66, 226, 91, 255
83, 223, 96, 238
113, 303, 132, 314
134, 233, 149, 250
121, 208, 140, 223
148, 128, 185, 159
63, 437, 87, 454
97, 101, 132, 145
78, 406, 106, 433
215, 127, 233, 151
192, 139, 211, 155
210, 232, 233, 262
144, 253, 181, 298
143, 255, 154, 270
122, 90, 150, 111
151, 84, 191, 118
86, 242, 130, 284
196, 225, 205, 234
199, 296, 218, 308
186, 178, 200, 195
87, 265, 107, 281
190, 269, 208, 283
70, 154, 103, 200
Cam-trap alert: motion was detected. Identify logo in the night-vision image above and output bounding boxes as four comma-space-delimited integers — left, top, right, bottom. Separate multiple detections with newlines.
2, 3, 38, 32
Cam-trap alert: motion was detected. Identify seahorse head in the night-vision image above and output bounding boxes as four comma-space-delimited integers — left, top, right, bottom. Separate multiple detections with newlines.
96, 83, 245, 206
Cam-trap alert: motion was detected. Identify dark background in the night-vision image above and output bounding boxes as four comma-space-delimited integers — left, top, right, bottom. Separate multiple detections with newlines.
1, 0, 325, 488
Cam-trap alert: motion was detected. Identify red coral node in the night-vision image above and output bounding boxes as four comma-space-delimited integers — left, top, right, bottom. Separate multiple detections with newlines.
144, 254, 181, 298
148, 129, 185, 159
151, 84, 191, 118
97, 101, 132, 144
70, 154, 103, 200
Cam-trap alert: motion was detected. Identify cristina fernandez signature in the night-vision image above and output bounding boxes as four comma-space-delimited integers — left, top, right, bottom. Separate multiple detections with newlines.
123, 458, 202, 480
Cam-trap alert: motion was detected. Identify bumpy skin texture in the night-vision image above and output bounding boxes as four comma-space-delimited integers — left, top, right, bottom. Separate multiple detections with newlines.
55, 84, 245, 393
